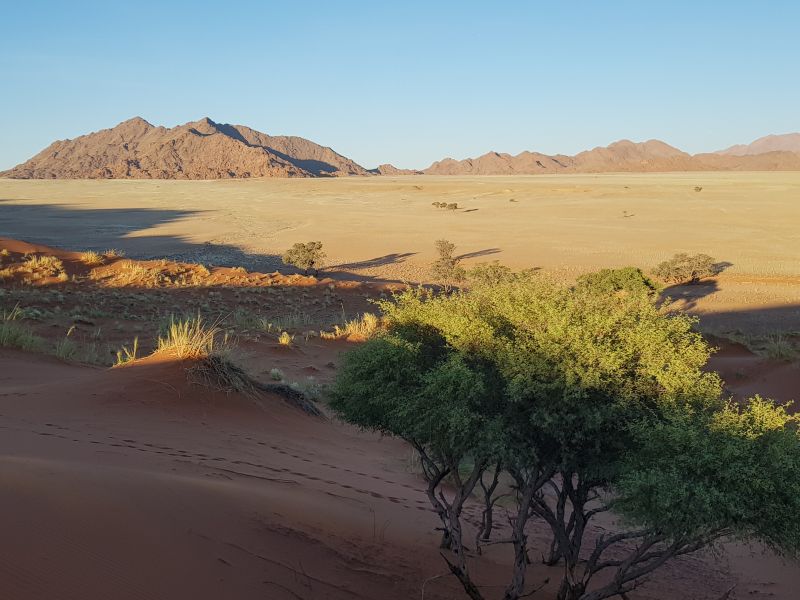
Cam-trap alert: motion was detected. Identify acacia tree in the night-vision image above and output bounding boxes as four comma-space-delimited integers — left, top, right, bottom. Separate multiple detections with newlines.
430, 239, 466, 292
282, 241, 326, 275
652, 252, 719, 284
330, 274, 800, 600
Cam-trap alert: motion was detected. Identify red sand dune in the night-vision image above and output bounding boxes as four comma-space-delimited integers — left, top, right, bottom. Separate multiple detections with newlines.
1, 347, 798, 599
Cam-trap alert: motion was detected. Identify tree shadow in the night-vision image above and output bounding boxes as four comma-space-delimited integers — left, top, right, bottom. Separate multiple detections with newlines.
456, 248, 501, 261
330, 253, 417, 271
661, 279, 721, 311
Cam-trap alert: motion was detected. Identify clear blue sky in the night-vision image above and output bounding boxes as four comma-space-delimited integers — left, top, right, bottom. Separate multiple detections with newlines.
1, 1, 798, 170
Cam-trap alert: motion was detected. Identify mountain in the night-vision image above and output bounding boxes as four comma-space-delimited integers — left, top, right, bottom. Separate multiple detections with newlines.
4, 121, 800, 179
1, 117, 369, 179
369, 164, 423, 176
716, 133, 800, 156
426, 151, 572, 175
421, 137, 800, 175
424, 140, 695, 174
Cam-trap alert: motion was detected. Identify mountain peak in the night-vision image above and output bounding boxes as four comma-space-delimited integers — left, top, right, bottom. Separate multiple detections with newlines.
716, 132, 800, 156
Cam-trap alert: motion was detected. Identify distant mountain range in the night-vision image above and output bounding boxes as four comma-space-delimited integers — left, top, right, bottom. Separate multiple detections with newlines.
2, 119, 799, 179
1, 117, 368, 179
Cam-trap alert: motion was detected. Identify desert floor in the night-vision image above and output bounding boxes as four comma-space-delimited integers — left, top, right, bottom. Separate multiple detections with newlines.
2, 173, 799, 337
1, 174, 799, 599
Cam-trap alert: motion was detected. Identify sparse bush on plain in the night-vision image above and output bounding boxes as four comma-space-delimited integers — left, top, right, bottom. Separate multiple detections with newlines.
269, 367, 284, 381
653, 252, 720, 284
430, 239, 466, 291
576, 266, 660, 298
467, 261, 515, 286
282, 241, 326, 275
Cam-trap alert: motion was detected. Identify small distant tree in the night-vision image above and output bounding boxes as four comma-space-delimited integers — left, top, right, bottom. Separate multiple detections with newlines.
653, 252, 718, 284
431, 239, 466, 292
282, 241, 326, 275
447, 202, 459, 210
575, 266, 660, 299
468, 261, 515, 287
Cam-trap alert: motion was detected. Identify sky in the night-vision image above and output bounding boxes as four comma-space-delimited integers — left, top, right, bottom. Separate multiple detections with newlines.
1, 0, 799, 170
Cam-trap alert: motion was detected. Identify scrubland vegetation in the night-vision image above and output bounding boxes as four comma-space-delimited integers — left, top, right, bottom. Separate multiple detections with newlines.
330, 270, 800, 600
282, 241, 326, 275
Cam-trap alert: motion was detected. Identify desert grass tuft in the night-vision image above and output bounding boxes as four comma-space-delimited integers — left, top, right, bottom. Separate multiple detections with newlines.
320, 312, 381, 340
22, 254, 65, 277
0, 304, 44, 351
114, 337, 139, 366
54, 325, 78, 360
157, 315, 219, 359
764, 332, 797, 361
80, 250, 105, 266
278, 331, 294, 346
188, 353, 260, 398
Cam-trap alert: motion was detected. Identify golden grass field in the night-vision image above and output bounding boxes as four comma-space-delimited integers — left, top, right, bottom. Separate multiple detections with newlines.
1, 172, 799, 332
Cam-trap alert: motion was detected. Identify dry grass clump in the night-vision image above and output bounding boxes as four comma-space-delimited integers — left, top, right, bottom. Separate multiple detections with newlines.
0, 304, 43, 351
764, 332, 798, 361
188, 353, 259, 398
0, 267, 15, 281
80, 250, 105, 266
119, 260, 165, 286
22, 254, 65, 278
278, 331, 294, 346
157, 315, 219, 359
114, 337, 139, 366
53, 326, 78, 361
0, 249, 10, 262
321, 312, 381, 340
103, 248, 125, 258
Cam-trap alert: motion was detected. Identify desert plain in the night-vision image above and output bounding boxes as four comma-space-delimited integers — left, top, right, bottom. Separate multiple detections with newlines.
1, 172, 799, 600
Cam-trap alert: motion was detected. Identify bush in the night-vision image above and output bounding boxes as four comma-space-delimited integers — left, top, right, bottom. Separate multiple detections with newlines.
329, 276, 800, 600
282, 241, 326, 275
576, 266, 660, 298
430, 239, 466, 291
653, 252, 719, 284
467, 261, 515, 286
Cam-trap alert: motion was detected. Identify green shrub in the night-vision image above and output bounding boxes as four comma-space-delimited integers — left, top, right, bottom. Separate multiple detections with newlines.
329, 277, 800, 600
576, 266, 660, 298
653, 252, 719, 284
430, 239, 466, 291
282, 241, 326, 275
